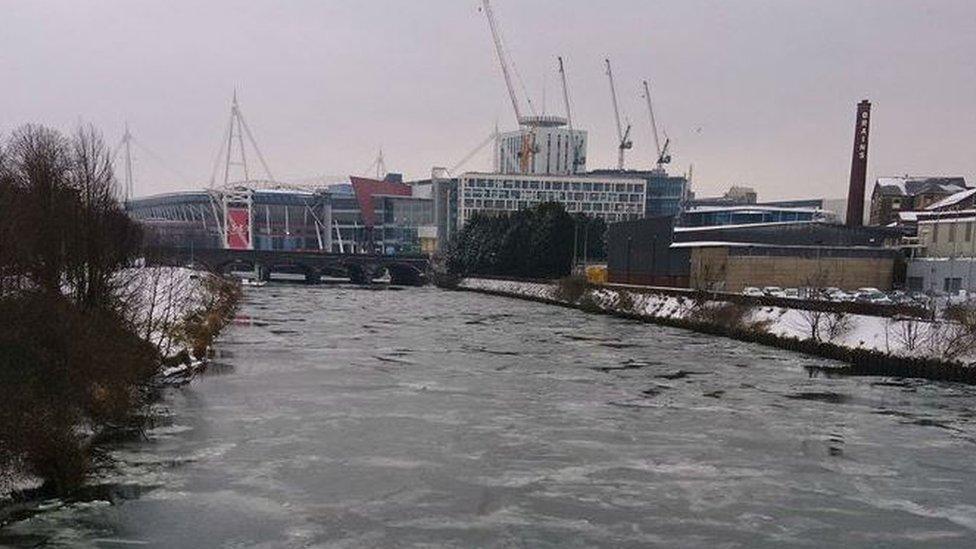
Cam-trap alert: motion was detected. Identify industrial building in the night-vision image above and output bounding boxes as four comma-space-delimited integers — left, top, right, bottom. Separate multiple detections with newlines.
869, 176, 968, 226
606, 216, 902, 291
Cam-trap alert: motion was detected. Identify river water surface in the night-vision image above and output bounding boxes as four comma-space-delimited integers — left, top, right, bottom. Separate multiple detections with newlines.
5, 284, 976, 547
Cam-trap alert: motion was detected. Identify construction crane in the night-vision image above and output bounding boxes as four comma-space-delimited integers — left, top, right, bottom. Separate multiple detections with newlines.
480, 0, 537, 173
605, 58, 632, 170
642, 79, 671, 170
558, 56, 582, 174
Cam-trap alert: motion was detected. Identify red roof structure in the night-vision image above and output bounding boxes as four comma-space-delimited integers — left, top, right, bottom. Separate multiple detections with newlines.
349, 176, 412, 227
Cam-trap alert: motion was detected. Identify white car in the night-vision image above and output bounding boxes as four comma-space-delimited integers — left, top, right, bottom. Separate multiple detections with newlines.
947, 290, 973, 306
763, 286, 787, 298
823, 288, 852, 301
742, 287, 764, 297
783, 288, 800, 299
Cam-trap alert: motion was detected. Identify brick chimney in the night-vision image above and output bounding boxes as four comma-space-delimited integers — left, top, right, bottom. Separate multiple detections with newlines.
846, 100, 872, 227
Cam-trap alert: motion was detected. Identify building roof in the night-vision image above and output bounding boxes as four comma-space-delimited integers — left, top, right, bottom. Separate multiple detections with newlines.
683, 205, 822, 214
669, 240, 888, 250
873, 176, 967, 198
925, 187, 976, 210
350, 176, 412, 227
674, 220, 820, 233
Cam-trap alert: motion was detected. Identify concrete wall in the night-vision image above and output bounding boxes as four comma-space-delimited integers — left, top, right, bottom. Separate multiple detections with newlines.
906, 258, 976, 293
917, 218, 976, 258
690, 247, 895, 292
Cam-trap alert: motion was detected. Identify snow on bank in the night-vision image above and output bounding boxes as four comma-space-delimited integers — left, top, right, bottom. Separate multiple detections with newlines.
460, 277, 971, 363
119, 266, 210, 360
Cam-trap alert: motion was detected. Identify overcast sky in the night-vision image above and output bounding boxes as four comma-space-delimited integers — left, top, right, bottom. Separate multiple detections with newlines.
3, 0, 975, 200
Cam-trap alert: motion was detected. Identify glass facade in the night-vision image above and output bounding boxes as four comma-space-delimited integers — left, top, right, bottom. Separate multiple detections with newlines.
644, 175, 687, 217
377, 196, 435, 255
458, 173, 646, 226
680, 207, 820, 227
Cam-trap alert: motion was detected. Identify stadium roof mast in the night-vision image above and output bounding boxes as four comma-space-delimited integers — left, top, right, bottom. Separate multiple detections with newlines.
210, 90, 275, 188
605, 58, 632, 170
121, 122, 134, 201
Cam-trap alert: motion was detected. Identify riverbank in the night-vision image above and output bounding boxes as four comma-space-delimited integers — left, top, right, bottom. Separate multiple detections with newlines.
0, 267, 240, 506
458, 277, 976, 384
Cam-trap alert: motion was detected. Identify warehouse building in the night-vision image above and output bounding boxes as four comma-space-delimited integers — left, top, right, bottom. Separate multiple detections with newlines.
607, 217, 901, 291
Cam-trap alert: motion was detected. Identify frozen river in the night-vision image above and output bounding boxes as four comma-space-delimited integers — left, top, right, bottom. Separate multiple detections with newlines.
6, 284, 976, 547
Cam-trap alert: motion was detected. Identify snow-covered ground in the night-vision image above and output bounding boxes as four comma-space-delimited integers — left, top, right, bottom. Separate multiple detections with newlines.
460, 277, 974, 364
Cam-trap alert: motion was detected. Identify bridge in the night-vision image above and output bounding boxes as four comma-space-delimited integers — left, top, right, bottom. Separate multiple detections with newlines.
145, 246, 430, 286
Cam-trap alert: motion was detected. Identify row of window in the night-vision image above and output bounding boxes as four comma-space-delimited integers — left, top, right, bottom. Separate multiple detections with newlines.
463, 188, 643, 204
928, 221, 975, 245
462, 198, 641, 213
464, 178, 642, 193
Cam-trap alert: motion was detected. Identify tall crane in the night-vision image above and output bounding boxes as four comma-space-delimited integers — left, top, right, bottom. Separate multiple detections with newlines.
481, 0, 522, 127
558, 56, 582, 174
642, 79, 671, 170
481, 0, 537, 173
605, 58, 632, 170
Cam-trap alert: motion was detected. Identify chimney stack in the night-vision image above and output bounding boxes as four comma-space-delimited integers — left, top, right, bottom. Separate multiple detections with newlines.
846, 99, 872, 227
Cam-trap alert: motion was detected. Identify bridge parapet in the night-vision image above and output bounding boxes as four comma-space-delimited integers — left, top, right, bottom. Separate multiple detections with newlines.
145, 246, 430, 286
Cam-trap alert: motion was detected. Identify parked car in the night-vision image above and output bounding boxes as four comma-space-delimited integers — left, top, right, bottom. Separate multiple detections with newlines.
909, 292, 933, 307
855, 288, 892, 304
783, 288, 800, 299
947, 290, 973, 306
822, 287, 852, 302
762, 286, 787, 298
742, 286, 764, 297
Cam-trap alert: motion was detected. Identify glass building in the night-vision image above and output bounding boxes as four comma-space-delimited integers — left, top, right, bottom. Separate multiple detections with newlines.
457, 172, 646, 227
588, 169, 689, 218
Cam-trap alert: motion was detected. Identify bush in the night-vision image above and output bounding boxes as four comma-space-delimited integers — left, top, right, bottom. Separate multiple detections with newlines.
554, 274, 589, 303
0, 292, 159, 492
688, 302, 765, 333
615, 290, 637, 314
577, 291, 604, 313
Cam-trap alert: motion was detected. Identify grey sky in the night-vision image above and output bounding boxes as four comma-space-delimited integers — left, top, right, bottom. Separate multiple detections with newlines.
2, 0, 974, 200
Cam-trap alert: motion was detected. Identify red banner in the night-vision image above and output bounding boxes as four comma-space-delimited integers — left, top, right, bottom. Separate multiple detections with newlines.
226, 207, 250, 249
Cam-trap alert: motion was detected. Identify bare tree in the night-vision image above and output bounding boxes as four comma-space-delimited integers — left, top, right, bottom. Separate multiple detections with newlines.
886, 317, 932, 354
796, 309, 851, 343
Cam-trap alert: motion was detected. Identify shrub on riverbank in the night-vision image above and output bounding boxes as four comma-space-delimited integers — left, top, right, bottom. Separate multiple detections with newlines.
554, 274, 588, 303
178, 275, 242, 361
0, 124, 239, 496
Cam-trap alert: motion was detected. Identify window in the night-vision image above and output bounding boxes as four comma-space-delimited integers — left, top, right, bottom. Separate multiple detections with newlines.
949, 223, 957, 242
933, 223, 939, 243
967, 222, 973, 242
945, 277, 962, 292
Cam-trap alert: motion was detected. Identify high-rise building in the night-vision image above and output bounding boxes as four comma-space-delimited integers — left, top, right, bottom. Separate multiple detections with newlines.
494, 116, 587, 176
